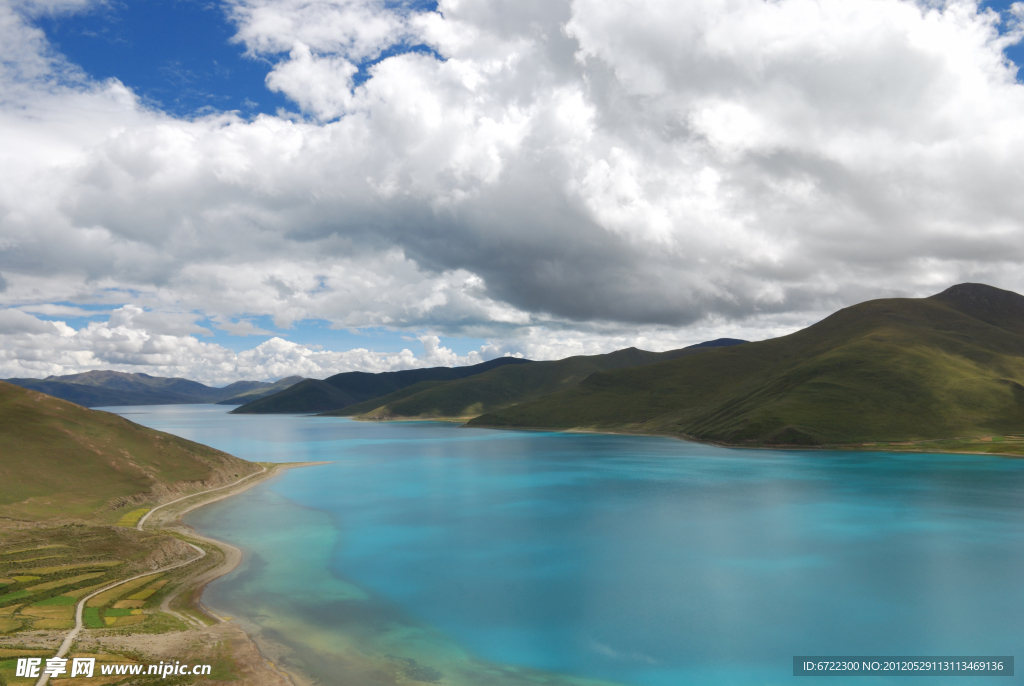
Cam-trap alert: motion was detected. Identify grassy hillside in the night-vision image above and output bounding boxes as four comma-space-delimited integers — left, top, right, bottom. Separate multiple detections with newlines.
3, 370, 303, 407
230, 378, 359, 414
232, 356, 533, 414
0, 382, 258, 522
331, 339, 747, 420
470, 284, 1024, 449
215, 375, 305, 405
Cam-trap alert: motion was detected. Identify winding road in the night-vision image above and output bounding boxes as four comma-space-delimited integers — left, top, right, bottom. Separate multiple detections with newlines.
33, 467, 268, 686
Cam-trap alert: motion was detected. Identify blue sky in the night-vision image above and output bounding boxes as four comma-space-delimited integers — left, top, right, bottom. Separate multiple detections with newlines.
37, 0, 443, 118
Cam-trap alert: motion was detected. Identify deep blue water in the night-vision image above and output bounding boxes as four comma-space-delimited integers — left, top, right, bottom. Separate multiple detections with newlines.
109, 405, 1024, 686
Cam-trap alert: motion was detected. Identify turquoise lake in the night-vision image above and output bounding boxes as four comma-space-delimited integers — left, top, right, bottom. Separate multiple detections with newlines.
110, 405, 1024, 685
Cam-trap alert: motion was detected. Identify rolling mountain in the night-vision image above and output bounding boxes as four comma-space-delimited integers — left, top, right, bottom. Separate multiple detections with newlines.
214, 375, 305, 404
469, 284, 1024, 449
0, 381, 258, 522
2, 371, 304, 407
329, 338, 748, 420
230, 356, 534, 414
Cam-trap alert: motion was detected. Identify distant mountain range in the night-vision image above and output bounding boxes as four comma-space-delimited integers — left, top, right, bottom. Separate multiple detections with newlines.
0, 381, 257, 522
231, 356, 535, 414
2, 370, 304, 408
469, 283, 1024, 448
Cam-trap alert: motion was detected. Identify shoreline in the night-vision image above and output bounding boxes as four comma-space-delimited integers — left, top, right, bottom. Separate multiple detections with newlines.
0, 461, 329, 685
345, 415, 1024, 458
146, 461, 330, 686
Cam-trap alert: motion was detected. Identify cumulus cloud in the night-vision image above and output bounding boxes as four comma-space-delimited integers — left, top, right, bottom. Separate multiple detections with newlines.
0, 308, 66, 335
2, 0, 1024, 380
227, 0, 412, 60
0, 309, 487, 384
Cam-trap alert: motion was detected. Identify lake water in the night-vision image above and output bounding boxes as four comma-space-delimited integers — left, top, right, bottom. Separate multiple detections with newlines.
109, 405, 1024, 685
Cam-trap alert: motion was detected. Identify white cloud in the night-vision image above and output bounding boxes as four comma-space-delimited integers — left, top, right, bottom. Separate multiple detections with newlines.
18, 303, 109, 317
0, 308, 64, 334
211, 316, 278, 337
265, 43, 359, 120
108, 305, 212, 337
1, 0, 1024, 382
227, 0, 412, 61
0, 309, 490, 384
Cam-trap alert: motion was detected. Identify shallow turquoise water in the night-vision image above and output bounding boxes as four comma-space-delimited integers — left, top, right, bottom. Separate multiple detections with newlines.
110, 405, 1024, 685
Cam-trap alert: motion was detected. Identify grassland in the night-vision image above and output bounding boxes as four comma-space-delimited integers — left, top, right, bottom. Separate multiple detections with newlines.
0, 382, 260, 523
471, 284, 1024, 453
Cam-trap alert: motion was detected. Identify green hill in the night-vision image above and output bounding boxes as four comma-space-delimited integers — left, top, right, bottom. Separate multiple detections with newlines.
330, 339, 747, 420
214, 375, 305, 405
468, 284, 1024, 451
3, 370, 304, 407
0, 381, 259, 522
231, 356, 533, 414
231, 378, 357, 414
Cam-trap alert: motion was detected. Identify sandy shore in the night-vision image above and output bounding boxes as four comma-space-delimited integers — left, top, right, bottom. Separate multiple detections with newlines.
158, 462, 328, 685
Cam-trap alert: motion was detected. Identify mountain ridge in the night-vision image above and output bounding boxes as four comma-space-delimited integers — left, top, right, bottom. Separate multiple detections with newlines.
468, 283, 1024, 451
3, 371, 304, 408
330, 338, 748, 420
231, 356, 533, 414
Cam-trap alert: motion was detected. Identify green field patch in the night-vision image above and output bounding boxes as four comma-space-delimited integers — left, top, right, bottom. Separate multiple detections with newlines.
127, 578, 168, 601
11, 576, 39, 583
20, 603, 74, 620
19, 561, 121, 575
115, 508, 150, 527
103, 607, 135, 617
0, 648, 50, 658
87, 573, 162, 607
0, 617, 22, 633
82, 606, 103, 628
0, 590, 30, 606
37, 594, 78, 606
106, 614, 146, 627
62, 581, 110, 599
0, 545, 67, 557
1, 554, 66, 566
113, 599, 145, 609
27, 572, 105, 592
